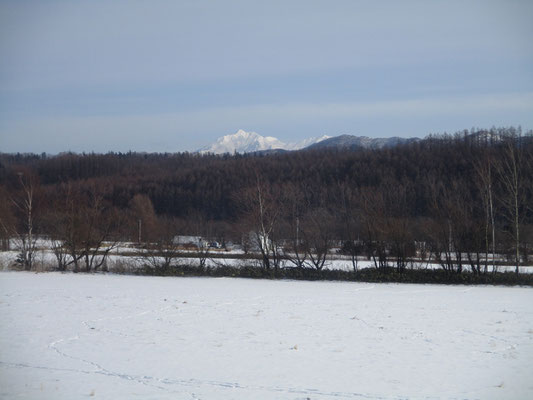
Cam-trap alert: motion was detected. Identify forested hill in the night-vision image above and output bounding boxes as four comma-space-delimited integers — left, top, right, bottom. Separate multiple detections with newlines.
1, 127, 532, 252
0, 128, 530, 217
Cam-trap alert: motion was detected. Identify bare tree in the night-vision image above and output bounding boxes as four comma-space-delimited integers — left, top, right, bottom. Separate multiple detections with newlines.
281, 183, 308, 269
427, 178, 485, 274
187, 211, 213, 269
50, 183, 121, 272
239, 175, 283, 270
359, 187, 389, 270
337, 183, 363, 272
129, 193, 157, 243
425, 178, 458, 273
382, 183, 415, 274
196, 237, 211, 269
139, 217, 184, 274
0, 187, 15, 251
79, 191, 121, 272
41, 207, 70, 271
10, 172, 39, 270
57, 183, 85, 272
300, 207, 336, 271
386, 216, 414, 274
474, 151, 496, 273
358, 183, 415, 273
495, 133, 527, 274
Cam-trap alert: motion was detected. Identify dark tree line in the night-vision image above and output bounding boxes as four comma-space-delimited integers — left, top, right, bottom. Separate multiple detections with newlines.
0, 127, 532, 274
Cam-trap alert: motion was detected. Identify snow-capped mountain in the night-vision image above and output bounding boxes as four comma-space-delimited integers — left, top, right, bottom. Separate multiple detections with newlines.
306, 134, 419, 150
198, 129, 330, 154
287, 135, 331, 150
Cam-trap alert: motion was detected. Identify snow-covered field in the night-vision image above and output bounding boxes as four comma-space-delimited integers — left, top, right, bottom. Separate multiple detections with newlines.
1, 273, 532, 399
2, 249, 531, 274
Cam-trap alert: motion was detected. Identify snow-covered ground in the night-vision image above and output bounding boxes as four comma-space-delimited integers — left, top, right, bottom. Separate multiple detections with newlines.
2, 249, 531, 274
1, 272, 532, 399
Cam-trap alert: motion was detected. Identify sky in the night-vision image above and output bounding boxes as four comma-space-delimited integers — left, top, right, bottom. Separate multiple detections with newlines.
0, 0, 532, 153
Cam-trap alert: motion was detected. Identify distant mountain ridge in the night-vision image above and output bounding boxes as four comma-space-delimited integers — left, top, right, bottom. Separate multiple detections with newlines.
198, 130, 330, 154
198, 130, 418, 154
306, 134, 419, 150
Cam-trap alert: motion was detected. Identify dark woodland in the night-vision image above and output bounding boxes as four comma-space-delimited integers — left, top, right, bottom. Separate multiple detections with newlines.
1, 127, 532, 279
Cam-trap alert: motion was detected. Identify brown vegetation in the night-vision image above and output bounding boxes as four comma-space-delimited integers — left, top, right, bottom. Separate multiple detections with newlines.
0, 127, 532, 276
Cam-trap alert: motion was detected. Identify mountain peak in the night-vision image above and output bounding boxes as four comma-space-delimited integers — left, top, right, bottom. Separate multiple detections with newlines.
198, 131, 416, 154
198, 130, 328, 154
234, 129, 255, 138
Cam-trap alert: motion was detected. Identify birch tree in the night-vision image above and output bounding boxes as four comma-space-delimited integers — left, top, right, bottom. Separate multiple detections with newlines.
495, 133, 527, 274
11, 172, 38, 270
240, 175, 282, 270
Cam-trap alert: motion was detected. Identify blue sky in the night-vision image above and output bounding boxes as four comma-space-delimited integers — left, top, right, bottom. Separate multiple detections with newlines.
1, 0, 532, 153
